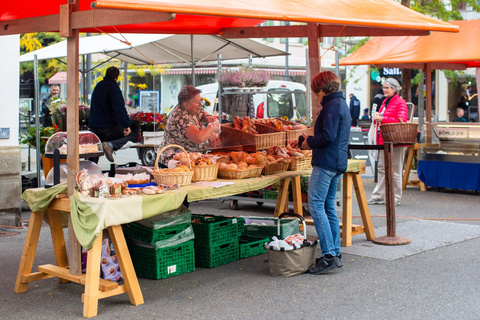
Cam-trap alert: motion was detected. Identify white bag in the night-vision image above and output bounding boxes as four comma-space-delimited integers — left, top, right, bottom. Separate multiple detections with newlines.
367, 121, 378, 160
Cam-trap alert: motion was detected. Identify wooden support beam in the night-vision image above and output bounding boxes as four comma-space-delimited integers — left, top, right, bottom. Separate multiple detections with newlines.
221, 24, 430, 39
0, 9, 174, 35
307, 23, 321, 124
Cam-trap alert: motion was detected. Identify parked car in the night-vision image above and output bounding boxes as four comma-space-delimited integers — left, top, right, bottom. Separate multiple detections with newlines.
196, 80, 308, 121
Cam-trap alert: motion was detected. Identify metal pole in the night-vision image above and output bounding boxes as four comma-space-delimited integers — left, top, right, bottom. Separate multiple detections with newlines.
86, 33, 92, 104
285, 22, 289, 81
123, 61, 128, 103
217, 54, 222, 124
191, 35, 195, 87
33, 55, 42, 186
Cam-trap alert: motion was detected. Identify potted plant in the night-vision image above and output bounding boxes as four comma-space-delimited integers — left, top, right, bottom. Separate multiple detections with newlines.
20, 123, 61, 177
218, 67, 271, 88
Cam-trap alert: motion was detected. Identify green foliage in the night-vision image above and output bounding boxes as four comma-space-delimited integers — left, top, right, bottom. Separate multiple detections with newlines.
20, 123, 59, 154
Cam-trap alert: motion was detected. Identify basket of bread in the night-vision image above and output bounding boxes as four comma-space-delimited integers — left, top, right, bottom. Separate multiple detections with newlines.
153, 144, 194, 186
173, 152, 219, 182
266, 143, 312, 171
215, 151, 264, 179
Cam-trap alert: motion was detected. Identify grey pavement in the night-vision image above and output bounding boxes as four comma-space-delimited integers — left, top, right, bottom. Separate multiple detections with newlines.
4, 153, 480, 319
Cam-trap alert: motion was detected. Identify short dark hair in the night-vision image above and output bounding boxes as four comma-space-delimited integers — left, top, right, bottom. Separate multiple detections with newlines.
106, 66, 120, 79
178, 85, 202, 107
50, 84, 60, 89
311, 71, 340, 94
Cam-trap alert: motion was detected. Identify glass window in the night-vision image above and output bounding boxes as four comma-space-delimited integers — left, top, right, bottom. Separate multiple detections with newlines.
267, 90, 294, 119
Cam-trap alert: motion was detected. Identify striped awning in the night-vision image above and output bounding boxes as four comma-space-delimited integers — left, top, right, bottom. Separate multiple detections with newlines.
163, 68, 306, 76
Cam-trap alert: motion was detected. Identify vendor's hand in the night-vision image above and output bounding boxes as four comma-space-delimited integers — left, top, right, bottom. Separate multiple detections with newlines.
202, 111, 215, 123
209, 121, 221, 134
301, 133, 311, 150
123, 127, 131, 136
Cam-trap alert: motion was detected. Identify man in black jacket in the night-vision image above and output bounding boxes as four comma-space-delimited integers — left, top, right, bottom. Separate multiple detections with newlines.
89, 66, 138, 162
349, 93, 361, 126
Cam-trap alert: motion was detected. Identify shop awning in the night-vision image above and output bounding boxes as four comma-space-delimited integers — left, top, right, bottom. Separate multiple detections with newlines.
1, 0, 459, 36
19, 34, 289, 65
339, 20, 480, 69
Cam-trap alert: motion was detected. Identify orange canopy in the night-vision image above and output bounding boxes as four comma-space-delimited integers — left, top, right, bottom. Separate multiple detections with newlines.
339, 20, 479, 69
1, 0, 459, 35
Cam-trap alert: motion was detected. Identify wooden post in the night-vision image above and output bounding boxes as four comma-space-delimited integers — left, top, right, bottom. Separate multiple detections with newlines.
63, 1, 82, 275
373, 143, 411, 245
307, 23, 321, 124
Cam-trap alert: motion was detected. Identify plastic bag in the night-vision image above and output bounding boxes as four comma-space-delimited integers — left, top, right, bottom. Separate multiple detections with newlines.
284, 233, 305, 246
135, 205, 191, 229
367, 121, 378, 160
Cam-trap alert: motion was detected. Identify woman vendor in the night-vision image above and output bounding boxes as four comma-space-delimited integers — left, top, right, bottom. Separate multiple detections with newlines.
159, 85, 220, 167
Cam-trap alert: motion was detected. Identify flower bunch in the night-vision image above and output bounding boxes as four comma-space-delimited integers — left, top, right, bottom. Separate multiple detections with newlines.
242, 68, 270, 87
129, 112, 167, 130
20, 124, 60, 154
48, 97, 67, 118
218, 67, 271, 88
218, 69, 244, 88
78, 104, 90, 121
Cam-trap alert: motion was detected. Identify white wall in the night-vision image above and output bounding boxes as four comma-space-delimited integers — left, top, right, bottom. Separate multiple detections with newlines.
436, 70, 448, 122
0, 35, 20, 147
345, 65, 369, 118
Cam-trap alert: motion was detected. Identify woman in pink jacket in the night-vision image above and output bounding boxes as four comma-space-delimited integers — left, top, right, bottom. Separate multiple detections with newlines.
367, 78, 409, 206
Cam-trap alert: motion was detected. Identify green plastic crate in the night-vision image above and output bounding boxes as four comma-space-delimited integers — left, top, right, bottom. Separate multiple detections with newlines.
122, 222, 191, 244
242, 216, 299, 239
194, 239, 239, 268
262, 189, 279, 200
127, 239, 195, 279
239, 235, 270, 259
191, 214, 240, 246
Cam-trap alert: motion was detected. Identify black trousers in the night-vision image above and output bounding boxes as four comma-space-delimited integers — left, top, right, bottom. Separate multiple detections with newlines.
90, 125, 139, 151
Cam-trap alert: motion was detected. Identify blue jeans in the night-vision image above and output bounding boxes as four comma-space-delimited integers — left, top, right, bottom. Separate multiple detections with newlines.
308, 166, 342, 256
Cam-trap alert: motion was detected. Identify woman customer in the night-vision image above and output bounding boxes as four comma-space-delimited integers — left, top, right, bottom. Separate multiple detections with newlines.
159, 85, 220, 166
367, 78, 409, 206
299, 71, 351, 274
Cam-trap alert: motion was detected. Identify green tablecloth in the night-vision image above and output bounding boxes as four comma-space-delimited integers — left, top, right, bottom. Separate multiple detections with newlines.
20, 160, 363, 250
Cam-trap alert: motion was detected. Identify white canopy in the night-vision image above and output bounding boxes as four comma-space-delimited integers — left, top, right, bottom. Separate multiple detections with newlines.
19, 33, 289, 65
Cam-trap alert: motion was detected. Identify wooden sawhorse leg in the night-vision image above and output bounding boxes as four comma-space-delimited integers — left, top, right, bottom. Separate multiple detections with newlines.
82, 225, 144, 318
341, 172, 375, 247
15, 201, 143, 318
402, 144, 427, 191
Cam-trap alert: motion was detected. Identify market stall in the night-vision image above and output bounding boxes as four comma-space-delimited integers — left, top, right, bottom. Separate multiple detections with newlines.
339, 19, 480, 192
2, 0, 460, 317
417, 123, 480, 191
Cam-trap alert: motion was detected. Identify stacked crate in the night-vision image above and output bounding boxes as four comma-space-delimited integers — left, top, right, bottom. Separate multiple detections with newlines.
190, 214, 241, 267
123, 207, 195, 279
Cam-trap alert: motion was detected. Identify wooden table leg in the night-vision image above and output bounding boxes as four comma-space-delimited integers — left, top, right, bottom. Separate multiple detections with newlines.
291, 176, 303, 217
83, 234, 103, 318
342, 173, 353, 247
352, 172, 375, 240
274, 178, 291, 217
402, 145, 415, 190
46, 209, 69, 283
15, 210, 45, 293
108, 225, 144, 306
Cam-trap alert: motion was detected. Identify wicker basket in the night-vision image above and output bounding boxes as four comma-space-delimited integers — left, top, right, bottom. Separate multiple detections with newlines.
192, 164, 219, 182
262, 160, 290, 175
220, 124, 285, 152
277, 118, 314, 142
380, 119, 418, 145
218, 166, 263, 180
288, 155, 312, 171
153, 144, 193, 186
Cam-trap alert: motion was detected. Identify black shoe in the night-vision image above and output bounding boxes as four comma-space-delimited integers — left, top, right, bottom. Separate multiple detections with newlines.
316, 254, 342, 268
102, 142, 115, 162
309, 255, 340, 274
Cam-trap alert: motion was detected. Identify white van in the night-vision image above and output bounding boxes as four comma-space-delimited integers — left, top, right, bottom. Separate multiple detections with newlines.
196, 80, 307, 121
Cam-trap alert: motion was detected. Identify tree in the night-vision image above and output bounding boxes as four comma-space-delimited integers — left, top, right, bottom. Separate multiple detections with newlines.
20, 33, 64, 83
399, 0, 480, 102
